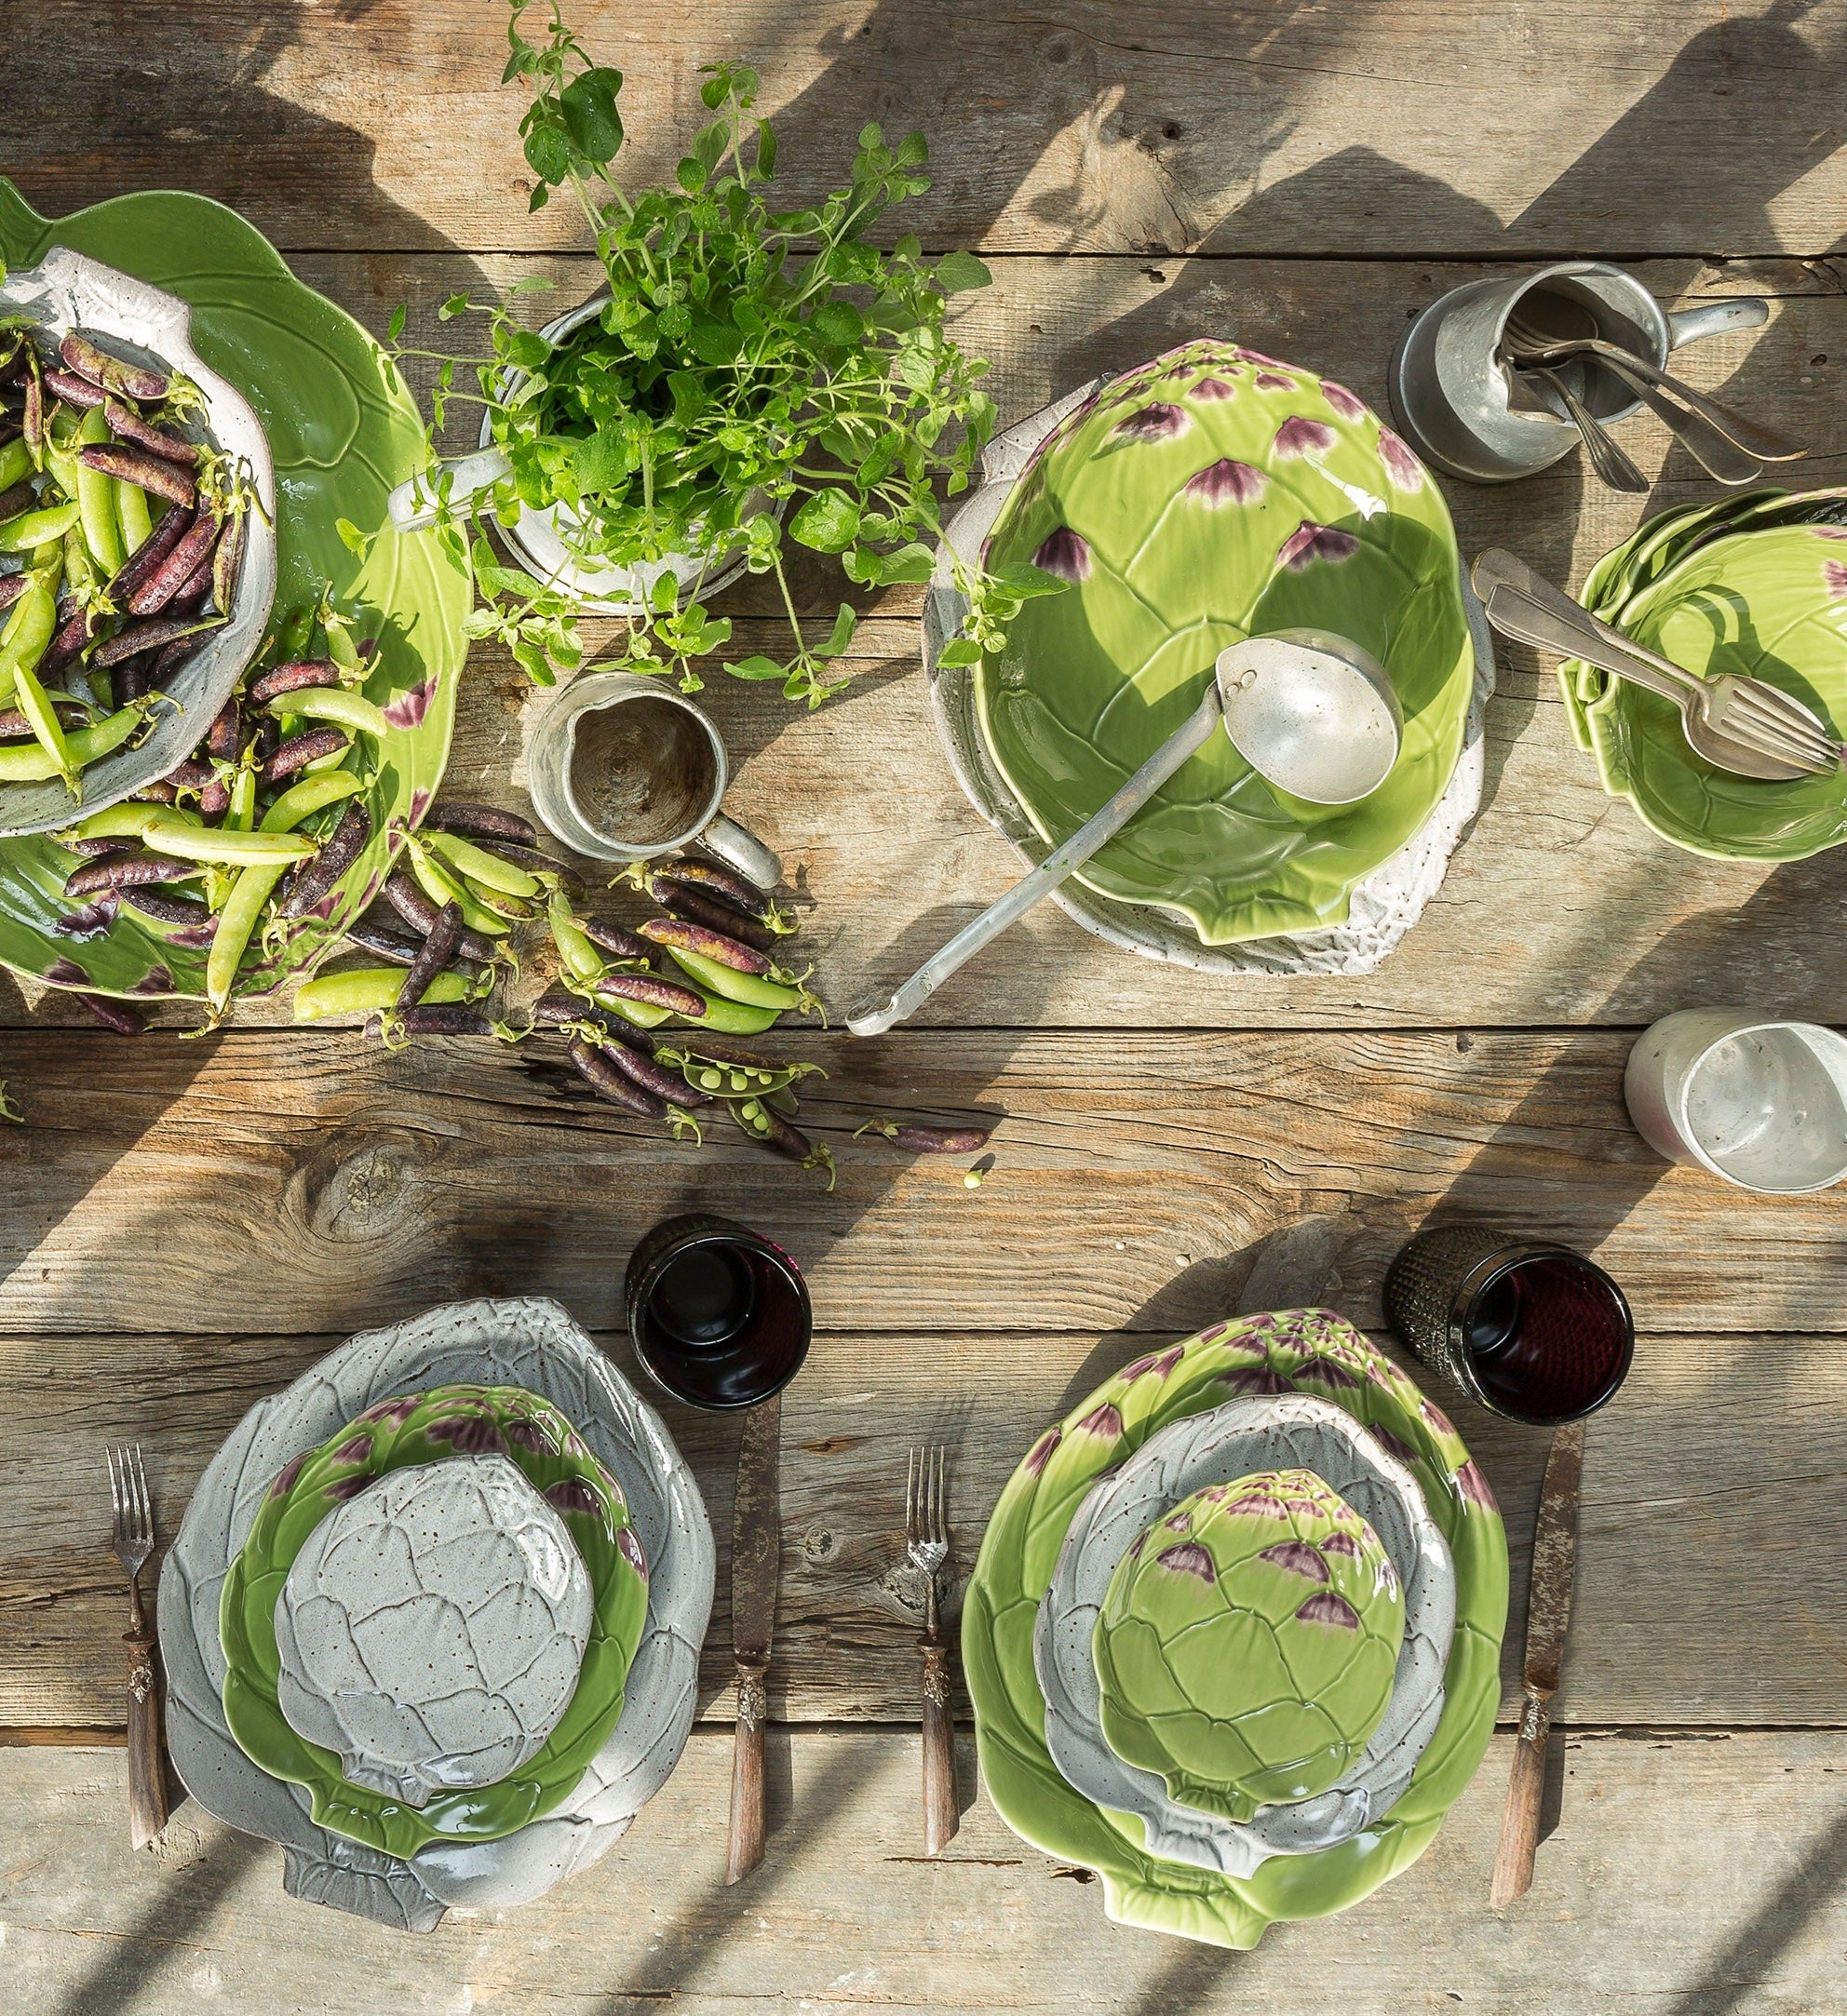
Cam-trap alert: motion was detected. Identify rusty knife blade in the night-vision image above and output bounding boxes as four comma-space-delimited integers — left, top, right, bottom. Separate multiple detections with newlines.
1523, 1418, 1586, 1697
730, 1394, 781, 1664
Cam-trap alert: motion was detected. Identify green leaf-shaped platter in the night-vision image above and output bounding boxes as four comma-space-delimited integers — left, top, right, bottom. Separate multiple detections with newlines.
963, 1309, 1507, 1948
975, 342, 1474, 945
220, 1383, 649, 1860
0, 181, 468, 1002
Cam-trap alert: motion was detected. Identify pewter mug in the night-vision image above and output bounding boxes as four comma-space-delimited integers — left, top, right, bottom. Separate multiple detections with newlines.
526, 670, 781, 887
1388, 261, 1768, 483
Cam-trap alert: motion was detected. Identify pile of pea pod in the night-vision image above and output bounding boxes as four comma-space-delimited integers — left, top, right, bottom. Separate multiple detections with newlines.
0, 327, 251, 789
48, 593, 400, 1032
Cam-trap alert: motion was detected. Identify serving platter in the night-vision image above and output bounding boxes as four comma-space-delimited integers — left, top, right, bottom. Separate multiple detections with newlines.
0, 182, 467, 1004
157, 1297, 714, 1932
963, 1309, 1506, 1949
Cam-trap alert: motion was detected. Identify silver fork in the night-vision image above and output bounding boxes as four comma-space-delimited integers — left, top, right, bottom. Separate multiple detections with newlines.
108, 1445, 170, 1848
906, 1446, 958, 1854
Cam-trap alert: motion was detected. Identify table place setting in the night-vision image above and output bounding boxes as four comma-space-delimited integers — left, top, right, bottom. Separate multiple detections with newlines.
7, 1, 1847, 1998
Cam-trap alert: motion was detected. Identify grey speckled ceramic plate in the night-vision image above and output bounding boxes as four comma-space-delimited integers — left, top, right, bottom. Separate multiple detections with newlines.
1033, 1393, 1453, 1877
158, 1297, 714, 1933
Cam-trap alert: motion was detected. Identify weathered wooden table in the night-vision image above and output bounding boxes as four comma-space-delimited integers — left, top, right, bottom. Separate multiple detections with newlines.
7, 6, 1847, 2009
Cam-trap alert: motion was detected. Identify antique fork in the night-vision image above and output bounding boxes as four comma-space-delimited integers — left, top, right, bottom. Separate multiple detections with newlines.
108, 1445, 169, 1848
905, 1445, 958, 1853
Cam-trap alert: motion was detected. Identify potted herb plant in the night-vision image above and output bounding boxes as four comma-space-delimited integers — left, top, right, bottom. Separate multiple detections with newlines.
386, 0, 1059, 707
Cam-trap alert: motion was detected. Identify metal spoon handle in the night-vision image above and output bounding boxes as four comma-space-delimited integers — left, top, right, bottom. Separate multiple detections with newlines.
1476, 576, 1692, 706
1471, 549, 1705, 692
1594, 356, 1764, 487
846, 684, 1223, 1037
1518, 335, 1802, 464
1531, 368, 1648, 492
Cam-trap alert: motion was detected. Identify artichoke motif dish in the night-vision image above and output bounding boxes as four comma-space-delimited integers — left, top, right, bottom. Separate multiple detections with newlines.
965, 1309, 1507, 1949
219, 1384, 649, 1860
972, 340, 1476, 946
1561, 489, 1847, 861
1034, 1392, 1453, 1877
158, 1297, 714, 1932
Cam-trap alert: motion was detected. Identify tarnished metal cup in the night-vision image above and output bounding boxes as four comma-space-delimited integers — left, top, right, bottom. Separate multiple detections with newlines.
1388, 261, 1767, 484
1383, 1224, 1633, 1426
1625, 1009, 1847, 1194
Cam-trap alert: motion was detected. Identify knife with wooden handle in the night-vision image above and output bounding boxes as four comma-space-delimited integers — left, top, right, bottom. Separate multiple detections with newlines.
1490, 1418, 1585, 1907
725, 1394, 780, 1886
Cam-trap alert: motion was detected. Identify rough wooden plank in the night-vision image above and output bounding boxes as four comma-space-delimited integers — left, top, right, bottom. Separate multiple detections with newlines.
6, 1729, 1847, 2012
7, 1319, 1846, 1730
7, 5, 1847, 258
5, 251, 1844, 1035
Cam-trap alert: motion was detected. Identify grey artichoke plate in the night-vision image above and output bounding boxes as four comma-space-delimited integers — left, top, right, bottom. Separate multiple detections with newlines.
157, 1297, 715, 1932
924, 380, 1495, 977
0, 247, 277, 835
1032, 1393, 1454, 1876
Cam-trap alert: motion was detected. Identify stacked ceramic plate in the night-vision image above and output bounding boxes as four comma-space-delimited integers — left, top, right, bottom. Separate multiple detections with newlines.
926, 340, 1493, 977
158, 1297, 714, 1932
1563, 487, 1847, 860
964, 1310, 1508, 1949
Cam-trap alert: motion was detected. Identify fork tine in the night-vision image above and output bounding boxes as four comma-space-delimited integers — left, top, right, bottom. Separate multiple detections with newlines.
1721, 683, 1835, 746
934, 1446, 948, 1548
130, 1445, 152, 1548
107, 1445, 122, 1536
905, 1445, 918, 1546
1718, 706, 1834, 772
1724, 699, 1838, 767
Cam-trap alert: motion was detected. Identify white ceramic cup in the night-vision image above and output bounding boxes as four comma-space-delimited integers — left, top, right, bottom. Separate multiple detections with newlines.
526, 671, 781, 888
1625, 1008, 1847, 1193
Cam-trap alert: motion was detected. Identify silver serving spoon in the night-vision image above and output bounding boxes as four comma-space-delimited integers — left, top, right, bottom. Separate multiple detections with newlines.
846, 633, 1401, 1036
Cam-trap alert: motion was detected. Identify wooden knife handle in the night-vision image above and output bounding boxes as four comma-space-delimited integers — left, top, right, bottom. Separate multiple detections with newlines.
1490, 1687, 1554, 1906
124, 1623, 169, 1851
725, 1655, 768, 1885
921, 1637, 959, 1855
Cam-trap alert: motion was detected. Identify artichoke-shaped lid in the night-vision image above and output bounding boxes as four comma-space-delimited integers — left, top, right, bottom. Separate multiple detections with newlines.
1093, 1467, 1405, 1822
274, 1454, 594, 1807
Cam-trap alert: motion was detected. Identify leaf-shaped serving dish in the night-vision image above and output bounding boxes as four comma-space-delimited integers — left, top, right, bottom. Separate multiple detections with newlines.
973, 342, 1475, 945
1562, 505, 1847, 861
963, 1309, 1506, 1949
0, 181, 467, 1002
1034, 1392, 1453, 1876
221, 1383, 649, 1861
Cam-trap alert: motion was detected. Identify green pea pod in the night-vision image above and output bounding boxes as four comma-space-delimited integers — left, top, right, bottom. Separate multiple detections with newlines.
227, 759, 258, 831
204, 775, 366, 1011
0, 437, 30, 493
425, 827, 543, 899
0, 500, 81, 555
72, 800, 204, 842
0, 703, 142, 779
666, 943, 811, 1013
116, 477, 154, 558
140, 816, 317, 867
294, 965, 472, 1022
0, 572, 60, 711
13, 659, 74, 785
408, 841, 510, 936
670, 986, 782, 1035
263, 687, 392, 739
587, 988, 674, 1030
547, 891, 606, 983
74, 409, 126, 576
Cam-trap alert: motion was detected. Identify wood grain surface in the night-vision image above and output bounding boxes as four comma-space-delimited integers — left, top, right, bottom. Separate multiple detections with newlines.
7, 1731, 1847, 2012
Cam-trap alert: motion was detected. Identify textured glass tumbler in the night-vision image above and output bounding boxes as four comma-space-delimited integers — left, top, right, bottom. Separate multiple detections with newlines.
625, 1213, 810, 1412
1382, 1223, 1633, 1425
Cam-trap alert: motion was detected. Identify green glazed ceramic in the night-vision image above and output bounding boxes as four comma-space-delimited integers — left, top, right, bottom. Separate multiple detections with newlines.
963, 1309, 1507, 1948
975, 341, 1474, 945
0, 182, 468, 1002
1564, 517, 1847, 860
220, 1384, 649, 1859
1094, 1469, 1404, 1824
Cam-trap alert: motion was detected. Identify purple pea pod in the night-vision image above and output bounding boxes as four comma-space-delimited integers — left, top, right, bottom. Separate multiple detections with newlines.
652, 857, 790, 929
395, 1003, 494, 1037
580, 914, 651, 963
77, 443, 195, 510
654, 879, 778, 953
163, 758, 215, 792
593, 971, 708, 1019
74, 991, 147, 1036
566, 1036, 669, 1121
211, 508, 246, 614
0, 573, 30, 615
62, 852, 202, 899
0, 481, 37, 525
198, 775, 231, 818
127, 509, 220, 616
145, 638, 195, 695
39, 607, 98, 683
424, 802, 539, 846
60, 333, 169, 403
248, 659, 339, 706
132, 779, 179, 804
61, 833, 135, 858
261, 727, 348, 786
104, 504, 195, 611
93, 611, 223, 670
863, 1121, 995, 1153
102, 398, 199, 467
380, 871, 499, 963
40, 368, 107, 412
599, 1032, 717, 1107
120, 887, 215, 932
660, 1032, 779, 1072
205, 698, 241, 761
344, 914, 426, 966
277, 799, 371, 921
640, 914, 773, 976
397, 899, 464, 1011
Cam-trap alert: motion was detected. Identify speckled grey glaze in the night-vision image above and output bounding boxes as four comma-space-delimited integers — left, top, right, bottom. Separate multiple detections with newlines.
1032, 1394, 1454, 1876
274, 1455, 594, 1808
157, 1297, 715, 1931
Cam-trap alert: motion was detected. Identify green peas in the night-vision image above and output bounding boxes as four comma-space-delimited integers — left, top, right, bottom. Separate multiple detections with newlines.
262, 687, 392, 739
0, 703, 142, 779
116, 477, 154, 557
74, 410, 125, 576
294, 966, 472, 1022
0, 501, 82, 554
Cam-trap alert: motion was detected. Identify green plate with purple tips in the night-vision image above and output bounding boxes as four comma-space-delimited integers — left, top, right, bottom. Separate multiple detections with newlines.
0, 181, 466, 1004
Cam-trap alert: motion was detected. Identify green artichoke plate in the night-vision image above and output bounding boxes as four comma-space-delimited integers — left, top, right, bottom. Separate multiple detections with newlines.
220, 1384, 649, 1859
1561, 504, 1847, 861
0, 181, 467, 1002
1095, 1469, 1405, 1825
963, 1309, 1507, 1948
976, 341, 1474, 944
